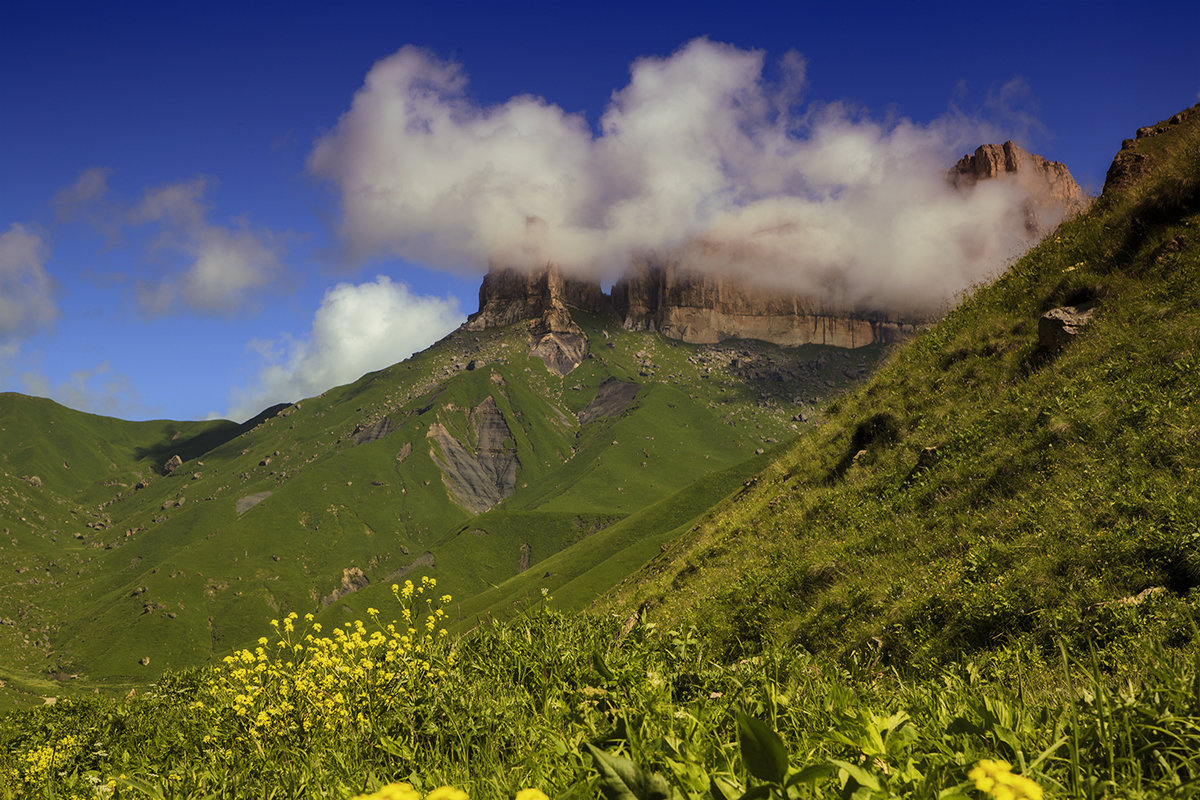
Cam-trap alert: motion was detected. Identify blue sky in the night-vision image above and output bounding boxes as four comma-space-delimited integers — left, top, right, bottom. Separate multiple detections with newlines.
2, 0, 1197, 422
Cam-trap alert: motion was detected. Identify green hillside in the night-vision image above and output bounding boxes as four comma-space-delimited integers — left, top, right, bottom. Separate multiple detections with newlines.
0, 304, 886, 704
4, 104, 1200, 800
603, 103, 1200, 668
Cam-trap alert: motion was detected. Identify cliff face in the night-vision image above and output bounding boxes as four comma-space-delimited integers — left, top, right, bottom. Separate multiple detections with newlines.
465, 142, 1082, 357
465, 264, 606, 331
950, 141, 1086, 232
611, 261, 923, 348
466, 264, 607, 376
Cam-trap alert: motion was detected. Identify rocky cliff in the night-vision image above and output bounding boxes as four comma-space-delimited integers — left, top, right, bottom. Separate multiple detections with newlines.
950, 140, 1086, 232
465, 143, 1082, 358
466, 264, 606, 376
611, 261, 923, 348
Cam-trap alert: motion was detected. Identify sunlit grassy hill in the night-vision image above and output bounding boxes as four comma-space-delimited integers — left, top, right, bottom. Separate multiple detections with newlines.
603, 103, 1200, 667
0, 304, 886, 705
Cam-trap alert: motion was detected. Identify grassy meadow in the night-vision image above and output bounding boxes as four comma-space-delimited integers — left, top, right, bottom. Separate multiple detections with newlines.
4, 106, 1200, 798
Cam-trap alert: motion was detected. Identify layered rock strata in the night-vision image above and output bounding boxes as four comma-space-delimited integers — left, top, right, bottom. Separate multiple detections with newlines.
611, 261, 922, 348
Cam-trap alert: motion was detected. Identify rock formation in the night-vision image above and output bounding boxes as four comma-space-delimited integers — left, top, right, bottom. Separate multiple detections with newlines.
1103, 103, 1200, 195
427, 396, 519, 514
950, 141, 1086, 233
467, 264, 606, 375
464, 143, 1082, 354
611, 261, 922, 348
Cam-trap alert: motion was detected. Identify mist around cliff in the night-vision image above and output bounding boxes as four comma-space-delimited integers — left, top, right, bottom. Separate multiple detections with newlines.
310, 38, 1065, 314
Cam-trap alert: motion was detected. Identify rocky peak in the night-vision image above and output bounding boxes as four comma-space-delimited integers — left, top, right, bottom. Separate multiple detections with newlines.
950, 141, 1086, 232
465, 263, 606, 331
466, 263, 605, 376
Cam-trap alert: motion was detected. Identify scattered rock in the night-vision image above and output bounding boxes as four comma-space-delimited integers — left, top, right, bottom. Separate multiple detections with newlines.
162, 455, 183, 475
24, 475, 42, 488
139, 657, 150, 666
1039, 303, 1097, 352
320, 566, 370, 608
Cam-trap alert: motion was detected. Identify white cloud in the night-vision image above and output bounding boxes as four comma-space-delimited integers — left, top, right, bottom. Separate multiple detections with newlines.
0, 223, 56, 341
132, 178, 284, 315
20, 361, 148, 418
226, 275, 463, 421
310, 38, 1069, 314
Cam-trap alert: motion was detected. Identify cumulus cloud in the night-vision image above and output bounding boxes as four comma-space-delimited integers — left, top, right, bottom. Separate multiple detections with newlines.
21, 361, 148, 418
131, 178, 284, 316
0, 223, 57, 341
311, 38, 1069, 314
227, 275, 462, 421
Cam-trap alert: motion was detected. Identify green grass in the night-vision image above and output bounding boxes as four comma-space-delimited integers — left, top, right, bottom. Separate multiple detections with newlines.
600, 103, 1200, 668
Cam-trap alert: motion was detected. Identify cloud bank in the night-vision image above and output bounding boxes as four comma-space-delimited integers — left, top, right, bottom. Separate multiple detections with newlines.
0, 223, 56, 341
227, 276, 462, 421
311, 38, 1065, 313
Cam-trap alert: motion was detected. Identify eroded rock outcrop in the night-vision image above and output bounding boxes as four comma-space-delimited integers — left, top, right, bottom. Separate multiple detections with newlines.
612, 261, 922, 348
427, 396, 519, 514
950, 141, 1086, 233
467, 264, 603, 375
465, 264, 606, 330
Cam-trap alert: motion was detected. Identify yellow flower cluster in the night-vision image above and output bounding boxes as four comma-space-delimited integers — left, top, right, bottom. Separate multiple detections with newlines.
969, 759, 1043, 800
197, 577, 452, 750
8, 734, 82, 790
351, 785, 547, 800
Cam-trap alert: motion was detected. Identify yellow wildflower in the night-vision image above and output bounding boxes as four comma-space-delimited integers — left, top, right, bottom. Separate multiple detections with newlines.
425, 787, 468, 800
969, 759, 1042, 800
515, 790, 549, 800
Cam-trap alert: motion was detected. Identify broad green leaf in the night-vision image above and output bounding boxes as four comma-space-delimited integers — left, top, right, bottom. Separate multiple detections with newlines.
830, 759, 882, 792
736, 712, 789, 784
786, 762, 839, 787
593, 649, 617, 681
585, 743, 671, 800
710, 775, 740, 800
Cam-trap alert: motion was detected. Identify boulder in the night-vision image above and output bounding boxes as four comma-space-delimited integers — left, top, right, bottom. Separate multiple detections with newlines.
1039, 303, 1096, 351
162, 455, 183, 475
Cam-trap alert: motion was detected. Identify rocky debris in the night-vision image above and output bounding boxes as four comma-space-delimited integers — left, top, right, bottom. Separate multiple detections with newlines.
139, 657, 150, 666
529, 306, 589, 376
612, 260, 925, 348
135, 477, 152, 490
578, 379, 641, 425
320, 566, 370, 608
352, 416, 395, 445
235, 491, 273, 515
23, 475, 42, 488
1039, 303, 1096, 352
519, 542, 531, 572
162, 455, 183, 475
427, 396, 519, 514
395, 442, 413, 463
950, 141, 1086, 231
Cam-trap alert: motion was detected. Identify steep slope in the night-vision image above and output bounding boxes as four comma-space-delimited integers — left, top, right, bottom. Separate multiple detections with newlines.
602, 103, 1200, 665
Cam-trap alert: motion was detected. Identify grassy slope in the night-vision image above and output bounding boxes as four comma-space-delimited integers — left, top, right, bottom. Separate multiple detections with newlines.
0, 303, 886, 704
603, 105, 1200, 666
